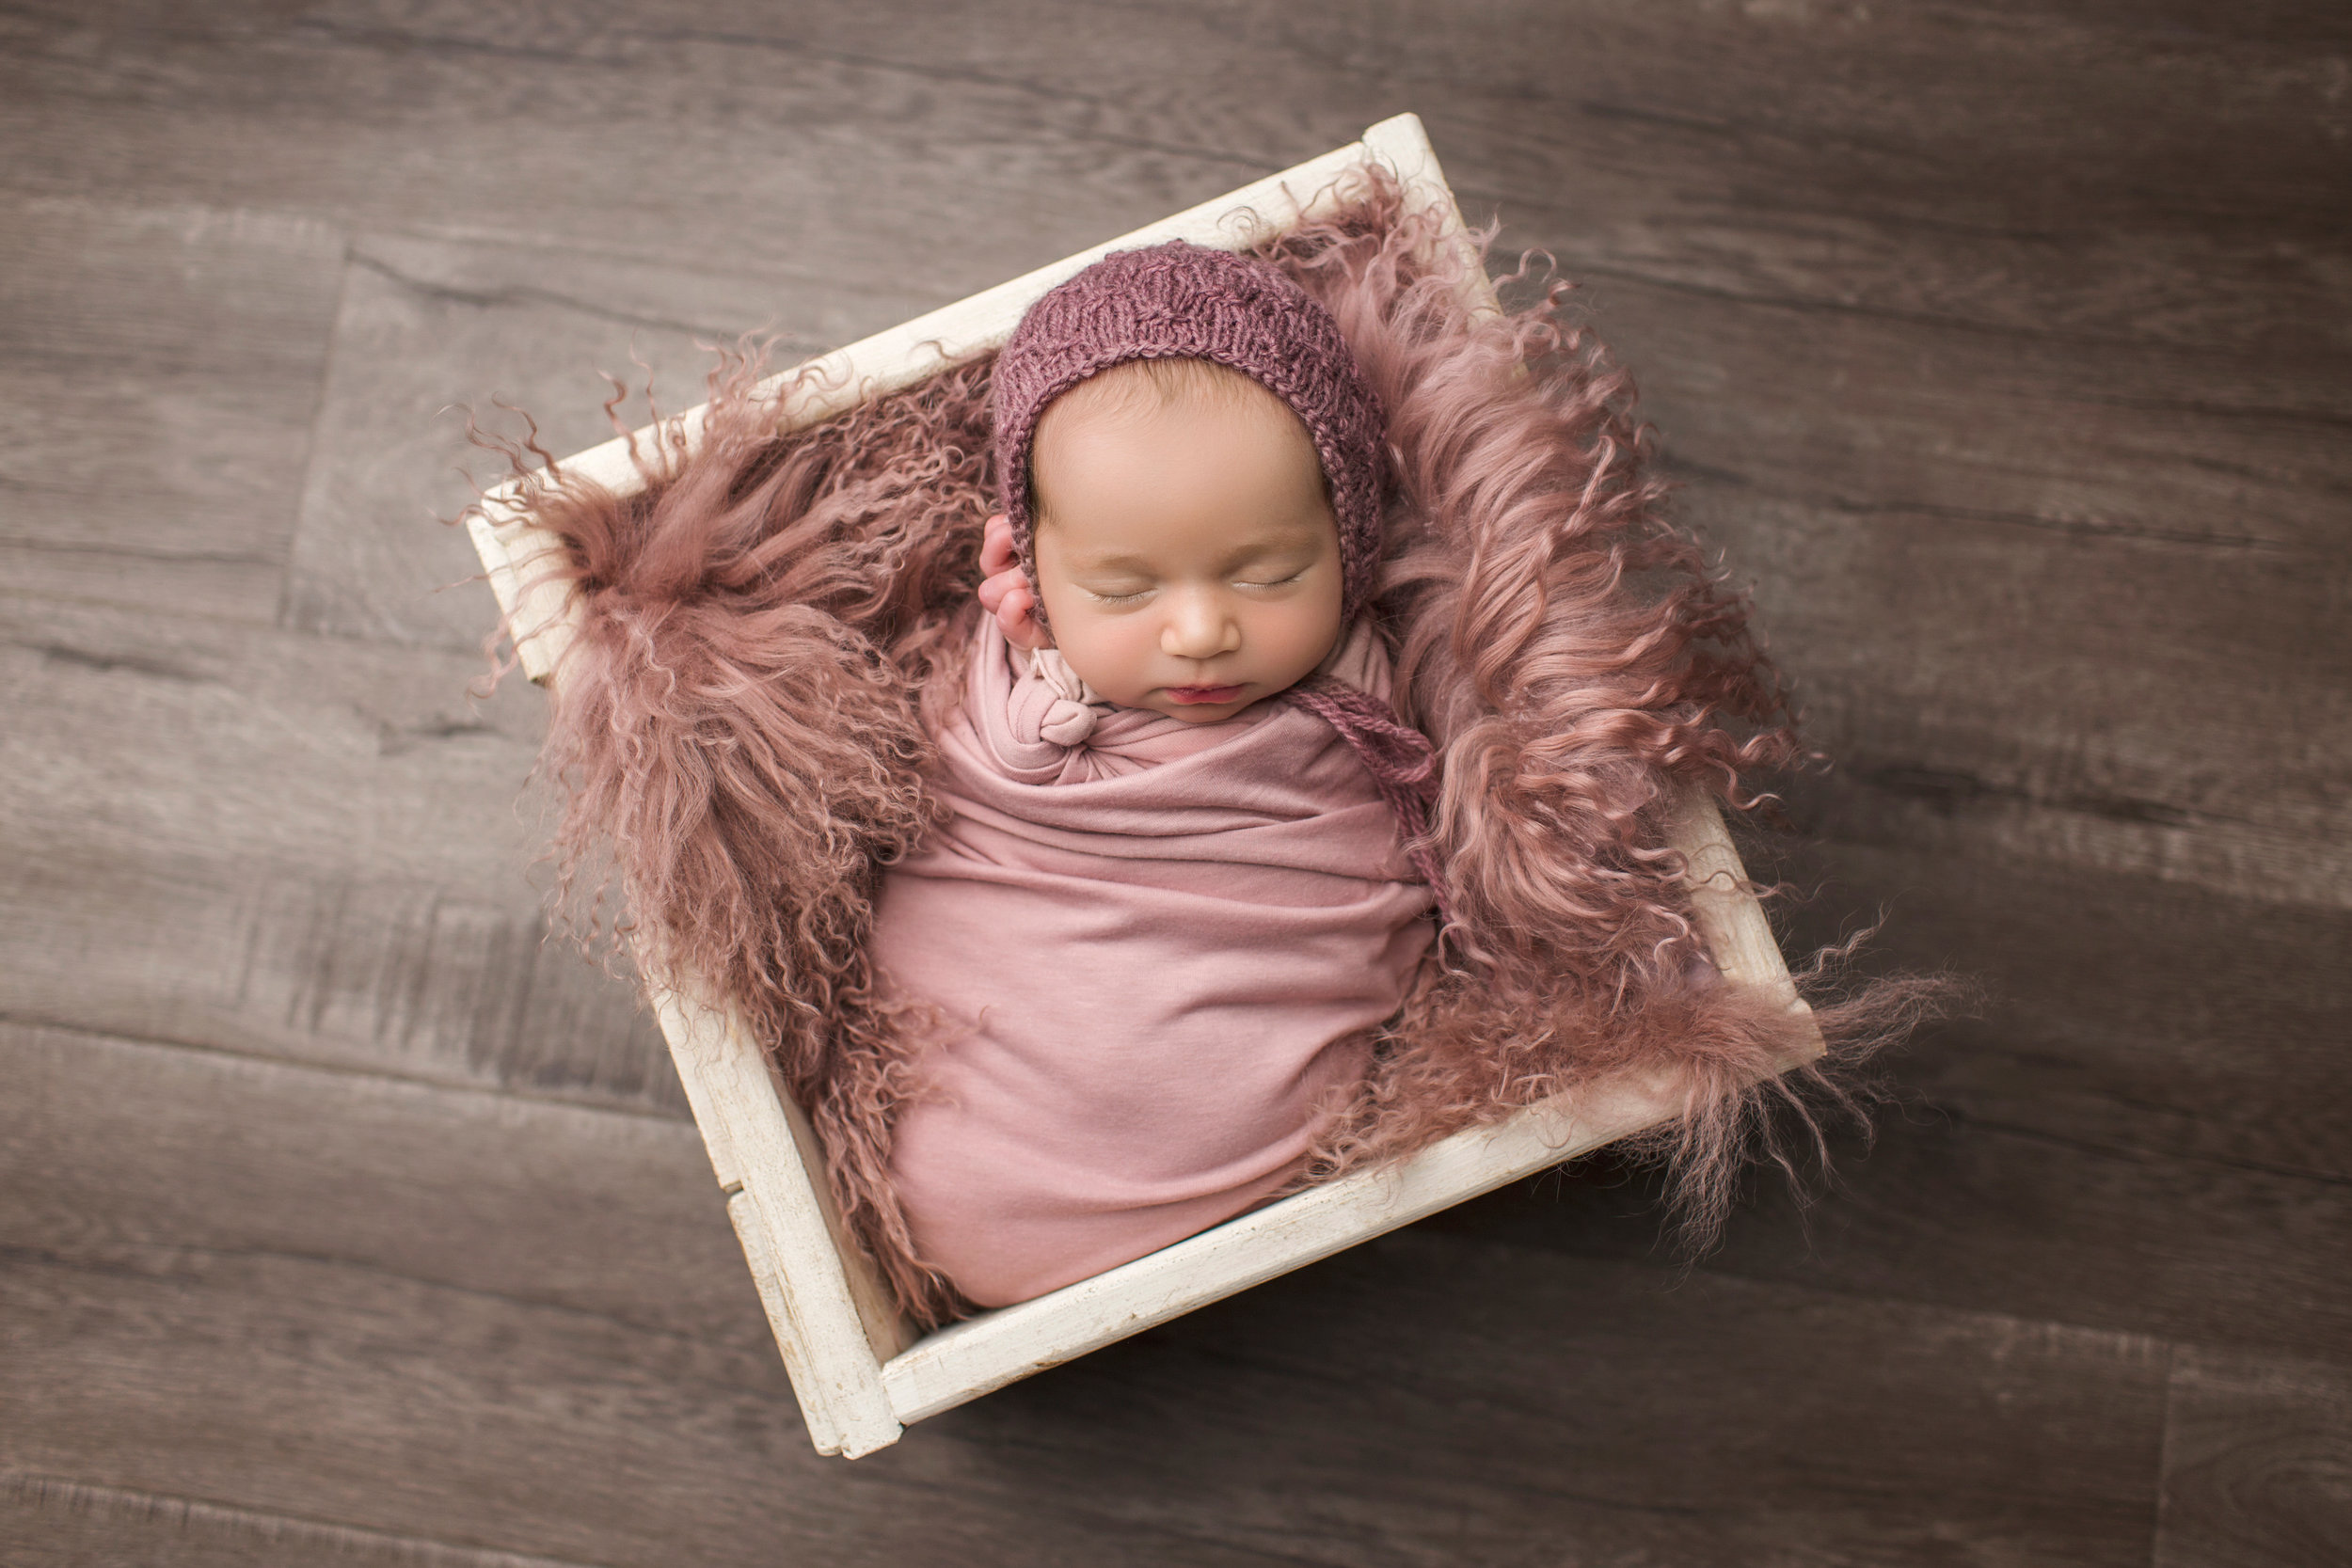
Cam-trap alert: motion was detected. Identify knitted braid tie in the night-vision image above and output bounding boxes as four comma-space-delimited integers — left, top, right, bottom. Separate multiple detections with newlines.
1286, 676, 1451, 927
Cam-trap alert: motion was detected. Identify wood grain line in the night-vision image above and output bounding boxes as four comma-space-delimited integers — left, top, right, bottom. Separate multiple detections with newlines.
1, 1472, 617, 1568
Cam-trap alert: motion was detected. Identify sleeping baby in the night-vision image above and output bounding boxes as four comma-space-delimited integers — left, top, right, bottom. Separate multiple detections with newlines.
870, 242, 1441, 1307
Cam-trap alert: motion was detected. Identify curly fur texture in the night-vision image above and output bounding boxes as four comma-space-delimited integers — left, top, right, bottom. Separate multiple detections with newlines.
467, 166, 1944, 1327
476, 359, 995, 1323
1255, 185, 1947, 1237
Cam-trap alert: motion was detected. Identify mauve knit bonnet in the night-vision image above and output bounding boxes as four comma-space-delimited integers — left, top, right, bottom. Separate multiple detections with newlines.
991, 240, 1389, 624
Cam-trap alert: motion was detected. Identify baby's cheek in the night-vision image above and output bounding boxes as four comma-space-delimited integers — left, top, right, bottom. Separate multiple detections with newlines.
1261, 599, 1343, 686
1104, 621, 1170, 698
1055, 614, 1149, 702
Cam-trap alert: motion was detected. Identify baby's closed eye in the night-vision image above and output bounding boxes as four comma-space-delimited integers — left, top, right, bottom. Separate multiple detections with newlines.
1068, 569, 1155, 602
1077, 563, 1308, 603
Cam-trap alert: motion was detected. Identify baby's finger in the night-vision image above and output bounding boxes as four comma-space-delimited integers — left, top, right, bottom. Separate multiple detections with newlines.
978, 513, 1017, 576
993, 585, 1038, 641
977, 561, 1032, 611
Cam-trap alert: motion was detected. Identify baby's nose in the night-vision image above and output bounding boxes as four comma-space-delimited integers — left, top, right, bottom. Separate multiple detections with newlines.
1160, 591, 1240, 658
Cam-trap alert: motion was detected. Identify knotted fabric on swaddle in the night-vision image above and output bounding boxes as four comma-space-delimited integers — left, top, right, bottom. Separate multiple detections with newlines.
873, 616, 1437, 1307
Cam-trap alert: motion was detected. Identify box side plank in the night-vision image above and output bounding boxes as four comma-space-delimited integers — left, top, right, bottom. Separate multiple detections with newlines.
650, 990, 904, 1457
880, 1069, 1681, 1424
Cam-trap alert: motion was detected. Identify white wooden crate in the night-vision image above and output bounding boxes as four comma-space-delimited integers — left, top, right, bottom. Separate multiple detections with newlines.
466, 114, 1819, 1459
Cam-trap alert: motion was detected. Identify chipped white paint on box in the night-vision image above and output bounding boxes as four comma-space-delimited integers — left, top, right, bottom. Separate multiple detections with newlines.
467, 114, 1819, 1460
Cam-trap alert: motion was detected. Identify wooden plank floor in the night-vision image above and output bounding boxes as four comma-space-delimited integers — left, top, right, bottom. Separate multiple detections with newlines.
3, 3, 2345, 1562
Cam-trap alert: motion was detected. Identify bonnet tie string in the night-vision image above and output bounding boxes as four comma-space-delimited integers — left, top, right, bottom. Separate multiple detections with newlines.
1288, 676, 1453, 926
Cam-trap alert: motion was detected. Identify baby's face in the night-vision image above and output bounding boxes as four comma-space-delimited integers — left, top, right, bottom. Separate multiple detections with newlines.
1030, 364, 1344, 725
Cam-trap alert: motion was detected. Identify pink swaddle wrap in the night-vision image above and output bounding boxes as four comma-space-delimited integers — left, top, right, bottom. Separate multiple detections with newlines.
873, 618, 1436, 1307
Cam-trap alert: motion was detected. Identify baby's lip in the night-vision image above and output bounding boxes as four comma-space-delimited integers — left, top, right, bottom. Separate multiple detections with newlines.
1166, 683, 1246, 705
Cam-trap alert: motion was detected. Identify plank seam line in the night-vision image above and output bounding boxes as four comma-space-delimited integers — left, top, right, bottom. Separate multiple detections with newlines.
1448, 1237, 2177, 1360
347, 248, 750, 341
2069, 391, 2352, 431
278, 17, 592, 69
984, 1496, 1361, 1568
1845, 763, 2264, 829
612, 24, 1095, 107
286, 9, 1279, 180
1945, 1105, 2352, 1190
0, 533, 283, 565
286, 14, 1285, 177
2146, 1339, 2185, 1568
1, 1009, 696, 1127
621, 27, 1285, 173
2, 1240, 740, 1347
16, 582, 516, 659
1815, 499, 2296, 555
277, 219, 358, 639
0, 576, 546, 662
0, 580, 304, 635
1473, 237, 2211, 351
20, 640, 208, 683
347, 217, 914, 298
1647, 459, 2300, 557
0, 1470, 621, 1568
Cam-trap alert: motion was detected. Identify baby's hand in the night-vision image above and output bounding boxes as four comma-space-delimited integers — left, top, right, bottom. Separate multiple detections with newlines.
977, 513, 1050, 651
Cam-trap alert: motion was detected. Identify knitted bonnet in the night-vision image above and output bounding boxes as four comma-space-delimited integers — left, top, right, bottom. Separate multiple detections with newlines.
991, 239, 1389, 624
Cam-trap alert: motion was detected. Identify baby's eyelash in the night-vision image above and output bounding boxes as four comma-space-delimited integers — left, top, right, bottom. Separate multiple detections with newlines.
1079, 568, 1306, 603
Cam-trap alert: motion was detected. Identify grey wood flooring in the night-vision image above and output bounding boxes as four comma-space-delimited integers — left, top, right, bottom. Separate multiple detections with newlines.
4, 3, 2346, 1563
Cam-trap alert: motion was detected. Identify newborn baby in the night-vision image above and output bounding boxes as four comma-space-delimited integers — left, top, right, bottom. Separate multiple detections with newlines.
871, 242, 1440, 1307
